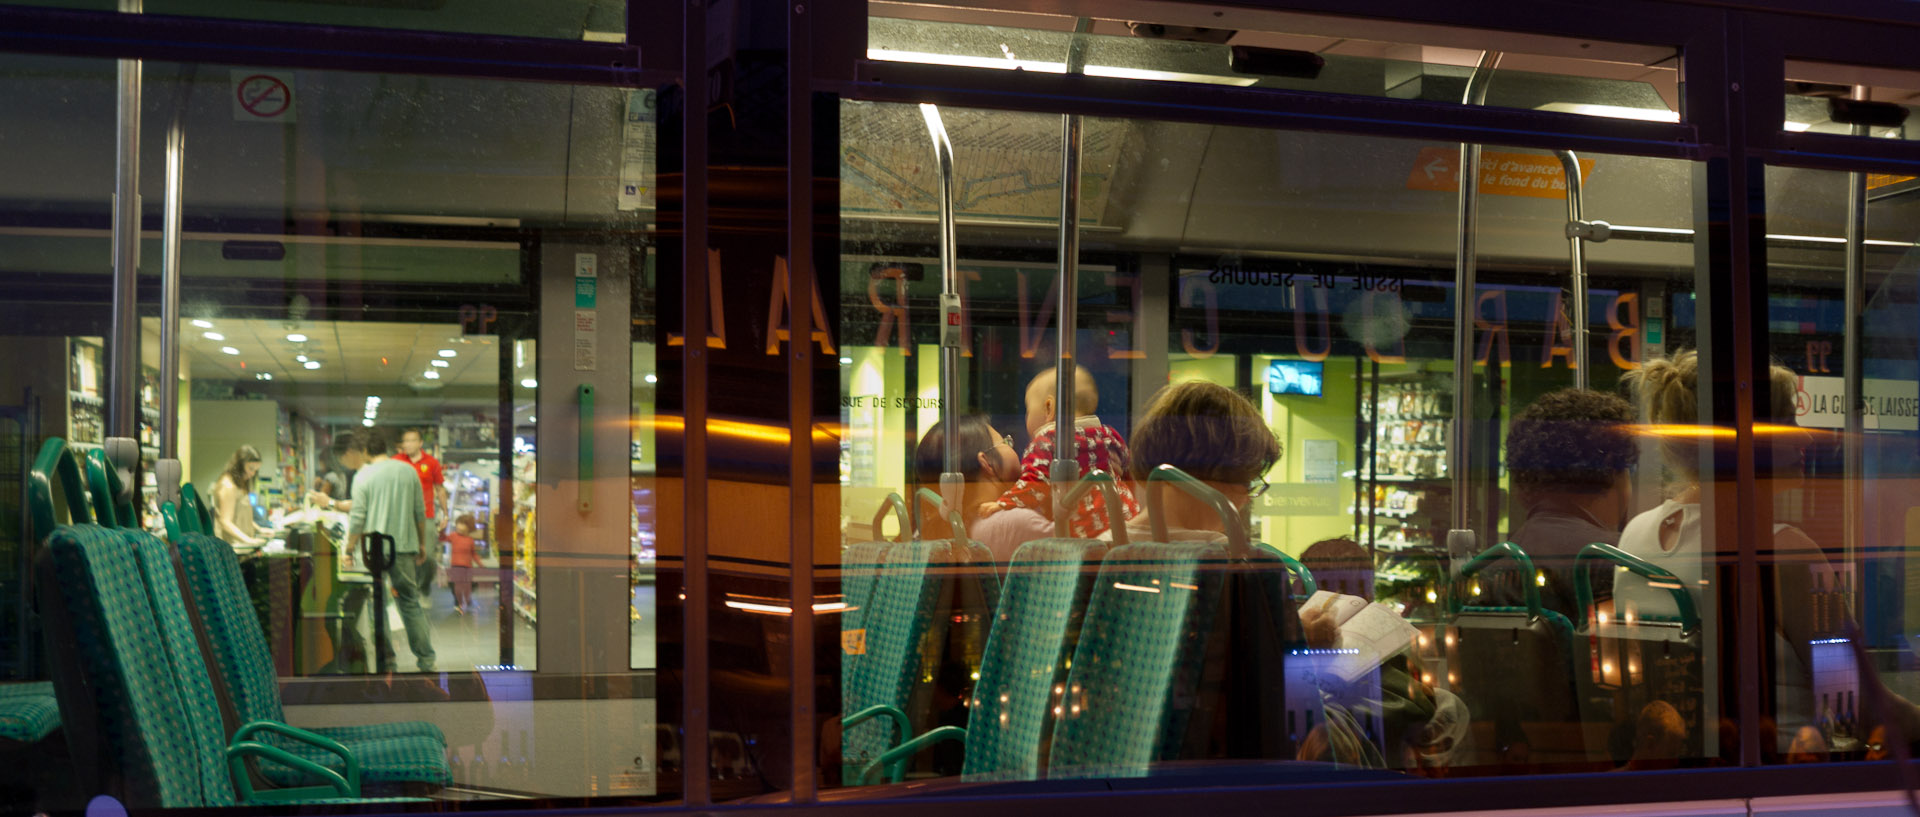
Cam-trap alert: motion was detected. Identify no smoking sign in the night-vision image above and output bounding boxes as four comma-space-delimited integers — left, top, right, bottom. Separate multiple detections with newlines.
231, 70, 296, 123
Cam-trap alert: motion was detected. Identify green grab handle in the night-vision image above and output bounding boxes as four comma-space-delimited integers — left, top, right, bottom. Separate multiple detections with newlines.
1262, 545, 1317, 596
863, 725, 967, 784
226, 741, 355, 802
871, 493, 910, 544
180, 483, 211, 535
235, 719, 362, 794
1457, 541, 1546, 621
28, 438, 91, 545
1053, 469, 1129, 544
1144, 465, 1248, 553
82, 448, 129, 529
1576, 542, 1700, 636
913, 487, 965, 542
161, 502, 182, 542
578, 384, 595, 515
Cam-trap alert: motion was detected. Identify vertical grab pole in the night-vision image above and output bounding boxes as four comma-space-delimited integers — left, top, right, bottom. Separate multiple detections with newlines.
1843, 86, 1868, 576
157, 114, 185, 508
1449, 50, 1500, 564
1054, 19, 1092, 505
108, 53, 143, 441
1557, 150, 1591, 390
920, 105, 965, 513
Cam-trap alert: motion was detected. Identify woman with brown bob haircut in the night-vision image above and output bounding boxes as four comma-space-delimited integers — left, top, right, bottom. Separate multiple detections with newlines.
1109, 380, 1281, 544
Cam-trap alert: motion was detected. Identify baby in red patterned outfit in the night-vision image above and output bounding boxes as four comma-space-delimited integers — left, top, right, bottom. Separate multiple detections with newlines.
976, 366, 1140, 538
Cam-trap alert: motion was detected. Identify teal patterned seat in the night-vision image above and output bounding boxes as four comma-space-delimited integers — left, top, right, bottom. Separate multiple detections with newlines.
168, 529, 448, 787
961, 538, 1106, 781
40, 524, 422, 806
0, 682, 61, 743
840, 540, 940, 781
1045, 541, 1227, 779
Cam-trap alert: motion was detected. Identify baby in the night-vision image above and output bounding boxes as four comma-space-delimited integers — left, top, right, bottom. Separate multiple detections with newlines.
977, 366, 1139, 538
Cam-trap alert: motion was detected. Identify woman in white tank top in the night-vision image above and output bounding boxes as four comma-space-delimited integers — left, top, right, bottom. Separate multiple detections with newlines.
1618, 352, 1828, 759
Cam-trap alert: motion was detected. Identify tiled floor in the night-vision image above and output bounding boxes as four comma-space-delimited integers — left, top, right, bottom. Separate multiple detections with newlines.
328, 580, 658, 674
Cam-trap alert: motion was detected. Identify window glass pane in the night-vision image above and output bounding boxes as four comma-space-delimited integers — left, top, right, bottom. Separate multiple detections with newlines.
2, 51, 665, 807
868, 9, 1679, 123
0, 54, 114, 689
833, 95, 1710, 789
1763, 163, 1920, 764
1786, 61, 1920, 140
21, 0, 626, 42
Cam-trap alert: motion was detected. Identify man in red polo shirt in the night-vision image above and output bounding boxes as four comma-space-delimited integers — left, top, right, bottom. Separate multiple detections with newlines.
399, 428, 448, 532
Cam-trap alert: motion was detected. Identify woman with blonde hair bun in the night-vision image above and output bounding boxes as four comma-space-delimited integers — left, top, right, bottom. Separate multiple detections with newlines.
1617, 349, 1825, 759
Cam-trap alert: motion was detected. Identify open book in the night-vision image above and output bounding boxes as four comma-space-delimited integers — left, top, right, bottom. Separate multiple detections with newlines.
1300, 590, 1421, 683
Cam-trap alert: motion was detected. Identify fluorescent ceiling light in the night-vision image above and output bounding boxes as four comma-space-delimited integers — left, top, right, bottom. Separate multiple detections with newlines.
1785, 121, 1812, 132
286, 333, 308, 342
255, 373, 273, 381
869, 49, 1257, 87
220, 346, 239, 355
644, 373, 657, 384
1535, 102, 1679, 122
439, 349, 457, 358
304, 361, 321, 370
839, 357, 853, 365
295, 354, 309, 362
362, 418, 374, 427
431, 359, 449, 368
1083, 64, 1257, 87
191, 319, 213, 329
520, 378, 538, 388
204, 332, 225, 341
424, 370, 441, 380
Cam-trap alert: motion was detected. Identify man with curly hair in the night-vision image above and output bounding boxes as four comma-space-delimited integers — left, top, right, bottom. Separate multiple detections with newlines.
1492, 387, 1640, 622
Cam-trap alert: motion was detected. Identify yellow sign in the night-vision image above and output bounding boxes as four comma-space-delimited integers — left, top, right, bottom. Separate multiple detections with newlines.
1407, 147, 1596, 200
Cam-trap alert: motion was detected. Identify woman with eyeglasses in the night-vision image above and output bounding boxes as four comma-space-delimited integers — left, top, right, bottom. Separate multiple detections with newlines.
913, 416, 1052, 563
1105, 380, 1281, 545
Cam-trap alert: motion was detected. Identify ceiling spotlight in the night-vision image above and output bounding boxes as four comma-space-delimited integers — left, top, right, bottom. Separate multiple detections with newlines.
431, 359, 449, 368
424, 370, 441, 380
362, 418, 374, 427
438, 349, 457, 358
839, 357, 853, 365
191, 319, 213, 329
220, 346, 240, 355
303, 361, 321, 370
528, 416, 536, 423
204, 332, 225, 341
255, 373, 273, 381
286, 333, 308, 343
295, 354, 309, 362
644, 373, 657, 384
520, 378, 537, 388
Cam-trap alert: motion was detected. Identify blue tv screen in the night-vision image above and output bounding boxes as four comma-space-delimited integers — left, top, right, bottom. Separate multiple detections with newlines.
1267, 359, 1325, 397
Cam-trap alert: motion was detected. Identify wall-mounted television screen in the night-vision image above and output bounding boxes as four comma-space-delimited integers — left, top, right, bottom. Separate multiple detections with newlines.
1267, 359, 1325, 397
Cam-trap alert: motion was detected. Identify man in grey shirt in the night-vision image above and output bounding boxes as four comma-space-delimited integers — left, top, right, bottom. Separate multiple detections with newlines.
344, 425, 436, 672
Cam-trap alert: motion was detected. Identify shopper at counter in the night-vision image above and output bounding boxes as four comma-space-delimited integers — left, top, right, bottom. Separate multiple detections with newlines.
344, 425, 437, 672
211, 444, 266, 548
309, 435, 366, 512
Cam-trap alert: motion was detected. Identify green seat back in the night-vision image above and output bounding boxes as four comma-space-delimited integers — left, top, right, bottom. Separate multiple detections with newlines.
41, 525, 230, 807
841, 540, 942, 778
172, 530, 285, 726
962, 538, 1105, 781
1046, 541, 1225, 778
124, 529, 239, 805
